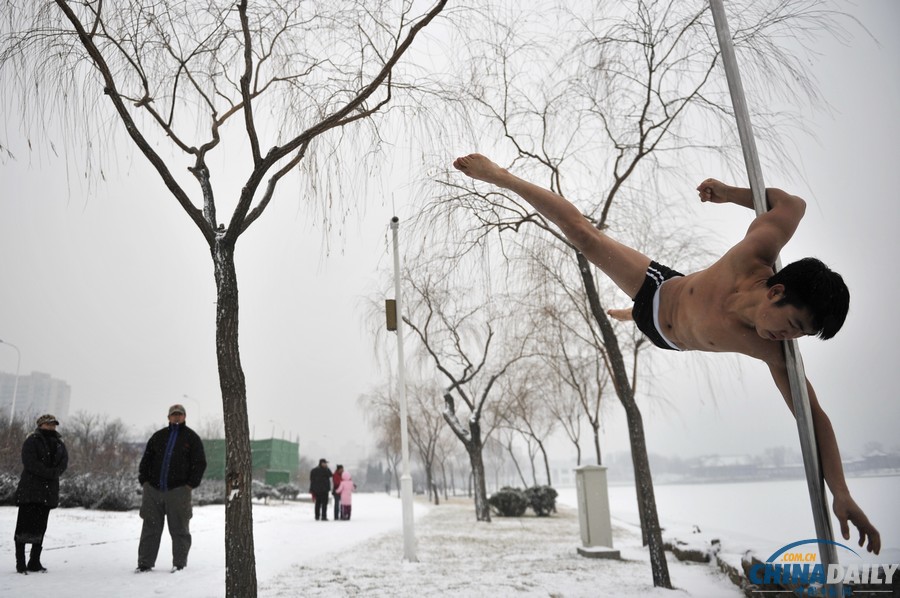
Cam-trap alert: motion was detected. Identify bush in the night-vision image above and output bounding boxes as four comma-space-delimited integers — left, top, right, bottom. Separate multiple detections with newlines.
59, 473, 140, 511
193, 479, 225, 505
275, 483, 300, 501
0, 472, 19, 506
525, 485, 558, 516
488, 486, 528, 517
252, 480, 280, 504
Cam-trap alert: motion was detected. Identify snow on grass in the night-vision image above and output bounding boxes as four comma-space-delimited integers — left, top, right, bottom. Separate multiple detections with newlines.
260, 497, 742, 598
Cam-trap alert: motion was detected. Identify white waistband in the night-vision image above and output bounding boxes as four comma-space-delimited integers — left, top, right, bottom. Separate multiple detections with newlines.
652, 281, 681, 351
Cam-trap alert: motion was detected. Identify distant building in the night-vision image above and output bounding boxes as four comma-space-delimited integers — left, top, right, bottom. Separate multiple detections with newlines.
204, 437, 301, 486
0, 370, 71, 421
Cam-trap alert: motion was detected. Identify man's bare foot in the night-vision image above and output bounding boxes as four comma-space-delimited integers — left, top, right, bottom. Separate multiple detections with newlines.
452, 154, 508, 186
607, 307, 633, 322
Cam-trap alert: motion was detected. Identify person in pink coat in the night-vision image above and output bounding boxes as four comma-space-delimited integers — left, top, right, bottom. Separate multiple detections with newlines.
334, 471, 356, 520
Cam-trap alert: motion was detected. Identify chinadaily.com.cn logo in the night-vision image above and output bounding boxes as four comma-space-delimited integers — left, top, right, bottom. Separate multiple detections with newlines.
748, 539, 898, 597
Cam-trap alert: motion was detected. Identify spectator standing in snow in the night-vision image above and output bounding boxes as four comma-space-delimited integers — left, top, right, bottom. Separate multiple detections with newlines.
331, 464, 344, 521
334, 470, 356, 520
14, 414, 68, 574
136, 404, 207, 573
309, 458, 333, 521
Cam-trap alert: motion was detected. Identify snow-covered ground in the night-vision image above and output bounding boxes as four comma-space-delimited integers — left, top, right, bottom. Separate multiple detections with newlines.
1, 476, 896, 597
1, 492, 739, 597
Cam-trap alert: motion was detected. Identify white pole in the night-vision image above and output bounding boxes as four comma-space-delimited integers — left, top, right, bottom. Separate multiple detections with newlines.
390, 216, 417, 561
0, 339, 21, 422
708, 0, 840, 584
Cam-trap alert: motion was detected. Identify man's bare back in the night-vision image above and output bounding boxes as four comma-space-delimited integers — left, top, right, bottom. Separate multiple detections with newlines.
452, 152, 880, 554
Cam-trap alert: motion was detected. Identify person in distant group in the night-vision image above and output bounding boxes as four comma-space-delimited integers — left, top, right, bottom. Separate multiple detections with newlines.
136, 404, 207, 573
331, 464, 344, 521
309, 458, 333, 521
334, 470, 356, 521
14, 414, 68, 574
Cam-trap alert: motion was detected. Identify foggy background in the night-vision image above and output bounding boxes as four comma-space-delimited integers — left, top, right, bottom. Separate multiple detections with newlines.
1, 1, 897, 468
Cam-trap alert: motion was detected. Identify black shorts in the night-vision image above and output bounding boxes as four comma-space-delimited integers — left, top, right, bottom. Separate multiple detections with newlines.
632, 261, 683, 351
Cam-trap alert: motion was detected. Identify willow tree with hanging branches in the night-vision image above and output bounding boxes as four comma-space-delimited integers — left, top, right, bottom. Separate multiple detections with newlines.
0, 1, 447, 594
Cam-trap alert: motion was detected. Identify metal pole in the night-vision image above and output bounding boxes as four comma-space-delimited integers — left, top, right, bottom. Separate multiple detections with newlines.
390, 216, 417, 561
0, 339, 21, 422
708, 1, 840, 586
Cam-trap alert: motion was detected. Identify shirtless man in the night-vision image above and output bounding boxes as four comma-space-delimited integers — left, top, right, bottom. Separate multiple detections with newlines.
452, 153, 880, 554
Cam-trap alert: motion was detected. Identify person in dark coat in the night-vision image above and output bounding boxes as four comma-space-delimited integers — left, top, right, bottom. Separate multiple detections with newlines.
136, 403, 206, 573
308, 458, 332, 521
14, 413, 68, 574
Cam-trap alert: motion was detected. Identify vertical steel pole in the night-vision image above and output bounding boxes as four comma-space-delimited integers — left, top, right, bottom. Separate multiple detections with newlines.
390, 216, 417, 561
708, 0, 840, 584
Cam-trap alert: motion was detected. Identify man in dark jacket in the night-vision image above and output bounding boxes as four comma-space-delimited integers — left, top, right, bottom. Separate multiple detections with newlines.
14, 414, 68, 574
136, 404, 206, 573
308, 458, 332, 521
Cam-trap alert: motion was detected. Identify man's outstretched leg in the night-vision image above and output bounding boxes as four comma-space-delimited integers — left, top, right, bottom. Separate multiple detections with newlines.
452, 154, 651, 299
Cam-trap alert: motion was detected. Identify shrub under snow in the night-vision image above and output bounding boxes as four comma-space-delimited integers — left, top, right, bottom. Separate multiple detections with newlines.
488, 487, 529, 517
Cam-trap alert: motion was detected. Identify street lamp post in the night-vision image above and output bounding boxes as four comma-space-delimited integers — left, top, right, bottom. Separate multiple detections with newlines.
0, 339, 21, 422
389, 216, 417, 562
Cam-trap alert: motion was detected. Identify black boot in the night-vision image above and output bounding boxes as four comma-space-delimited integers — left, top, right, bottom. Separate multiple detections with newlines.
15, 542, 27, 574
26, 544, 46, 572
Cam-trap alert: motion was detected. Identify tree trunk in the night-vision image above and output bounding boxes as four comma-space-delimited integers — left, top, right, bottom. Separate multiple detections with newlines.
212, 239, 258, 598
448, 464, 455, 497
425, 462, 438, 505
467, 439, 491, 522
592, 422, 602, 465
538, 439, 552, 486
442, 399, 490, 520
506, 442, 529, 487
577, 253, 670, 588
394, 468, 401, 498
528, 446, 538, 486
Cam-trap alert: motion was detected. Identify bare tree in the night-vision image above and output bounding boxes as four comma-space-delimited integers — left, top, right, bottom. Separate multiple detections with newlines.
482, 433, 521, 491
194, 416, 226, 440
358, 388, 402, 498
360, 380, 448, 505
0, 415, 36, 476
406, 381, 452, 505
433, 427, 466, 498
545, 383, 585, 467
401, 264, 532, 521
496, 427, 530, 487
65, 411, 139, 475
1, 2, 448, 594
541, 302, 616, 467
496, 370, 557, 486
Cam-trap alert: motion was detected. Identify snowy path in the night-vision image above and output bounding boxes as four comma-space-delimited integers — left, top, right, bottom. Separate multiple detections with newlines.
0, 494, 428, 598
258, 495, 740, 598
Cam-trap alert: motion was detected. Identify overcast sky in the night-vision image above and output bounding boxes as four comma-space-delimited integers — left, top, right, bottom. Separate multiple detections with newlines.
1, 1, 898, 468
